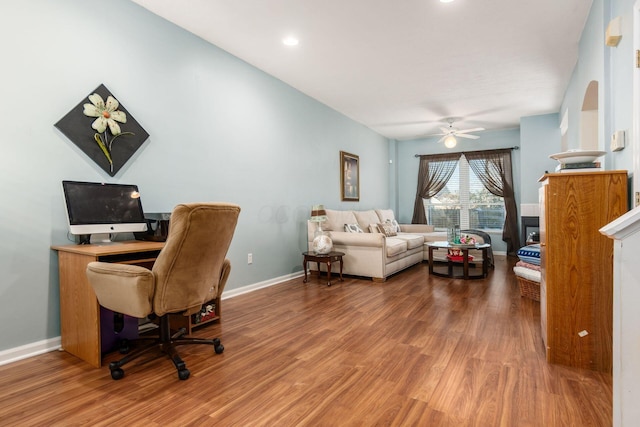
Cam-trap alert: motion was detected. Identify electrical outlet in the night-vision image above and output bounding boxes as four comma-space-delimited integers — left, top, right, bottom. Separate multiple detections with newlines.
248, 253, 253, 264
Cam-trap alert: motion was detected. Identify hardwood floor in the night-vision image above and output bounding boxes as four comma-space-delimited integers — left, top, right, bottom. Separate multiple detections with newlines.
0, 256, 611, 426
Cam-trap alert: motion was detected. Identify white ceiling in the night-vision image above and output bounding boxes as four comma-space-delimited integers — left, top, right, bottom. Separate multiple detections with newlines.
131, 0, 593, 140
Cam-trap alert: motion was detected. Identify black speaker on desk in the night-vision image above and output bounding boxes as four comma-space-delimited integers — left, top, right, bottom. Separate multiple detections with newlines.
134, 212, 171, 242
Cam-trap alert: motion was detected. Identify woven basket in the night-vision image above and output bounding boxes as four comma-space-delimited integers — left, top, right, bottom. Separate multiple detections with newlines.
517, 276, 540, 301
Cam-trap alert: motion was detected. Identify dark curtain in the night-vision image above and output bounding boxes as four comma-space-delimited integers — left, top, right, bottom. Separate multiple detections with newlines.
465, 148, 520, 255
412, 153, 461, 224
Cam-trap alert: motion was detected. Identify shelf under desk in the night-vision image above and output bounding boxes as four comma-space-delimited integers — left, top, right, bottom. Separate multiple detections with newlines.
52, 240, 164, 368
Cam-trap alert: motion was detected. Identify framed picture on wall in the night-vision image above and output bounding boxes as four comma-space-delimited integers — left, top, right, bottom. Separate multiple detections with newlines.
340, 151, 359, 201
54, 84, 149, 177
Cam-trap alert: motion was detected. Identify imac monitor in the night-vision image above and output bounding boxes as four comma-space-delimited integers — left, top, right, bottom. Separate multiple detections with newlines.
62, 180, 147, 243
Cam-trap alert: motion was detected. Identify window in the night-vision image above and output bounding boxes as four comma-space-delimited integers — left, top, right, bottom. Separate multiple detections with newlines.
424, 155, 505, 230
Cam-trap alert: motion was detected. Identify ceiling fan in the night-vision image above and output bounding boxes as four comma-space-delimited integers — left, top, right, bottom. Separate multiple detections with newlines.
432, 119, 485, 148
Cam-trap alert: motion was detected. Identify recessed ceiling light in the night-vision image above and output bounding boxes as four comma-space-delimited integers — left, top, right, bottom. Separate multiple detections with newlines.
440, 0, 455, 3
282, 36, 299, 46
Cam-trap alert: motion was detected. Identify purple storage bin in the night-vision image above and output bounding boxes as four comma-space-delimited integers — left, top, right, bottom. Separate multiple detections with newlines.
100, 307, 139, 354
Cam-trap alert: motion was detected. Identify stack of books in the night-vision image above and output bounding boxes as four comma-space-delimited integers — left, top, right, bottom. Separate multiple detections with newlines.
555, 161, 603, 173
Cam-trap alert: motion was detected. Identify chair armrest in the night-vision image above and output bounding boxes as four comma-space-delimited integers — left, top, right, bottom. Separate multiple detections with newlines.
400, 224, 435, 233
206, 259, 231, 302
86, 262, 155, 318
328, 231, 385, 248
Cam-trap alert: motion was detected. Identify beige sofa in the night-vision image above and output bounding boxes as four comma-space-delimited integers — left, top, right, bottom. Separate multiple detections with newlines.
307, 208, 487, 282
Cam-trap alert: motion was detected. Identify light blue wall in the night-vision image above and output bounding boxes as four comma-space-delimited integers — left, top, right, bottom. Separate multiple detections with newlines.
388, 139, 399, 214
396, 128, 521, 254
0, 0, 389, 351
608, 0, 636, 173
560, 0, 635, 175
520, 114, 561, 203
561, 0, 606, 153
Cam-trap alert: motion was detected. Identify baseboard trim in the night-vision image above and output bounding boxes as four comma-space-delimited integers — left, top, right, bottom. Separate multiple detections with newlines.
0, 337, 62, 366
222, 271, 304, 300
0, 272, 305, 366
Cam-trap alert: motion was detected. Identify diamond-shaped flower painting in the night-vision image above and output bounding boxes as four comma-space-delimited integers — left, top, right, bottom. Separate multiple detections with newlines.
55, 84, 149, 177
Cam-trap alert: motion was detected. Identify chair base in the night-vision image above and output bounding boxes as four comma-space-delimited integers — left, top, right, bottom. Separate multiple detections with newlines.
107, 314, 224, 381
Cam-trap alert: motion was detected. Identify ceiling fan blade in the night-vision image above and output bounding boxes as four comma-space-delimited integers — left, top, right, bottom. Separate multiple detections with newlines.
456, 127, 485, 134
422, 132, 447, 138
456, 133, 480, 140
440, 127, 451, 134
437, 135, 447, 143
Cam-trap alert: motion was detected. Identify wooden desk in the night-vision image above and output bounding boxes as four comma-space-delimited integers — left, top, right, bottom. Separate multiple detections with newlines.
52, 241, 164, 368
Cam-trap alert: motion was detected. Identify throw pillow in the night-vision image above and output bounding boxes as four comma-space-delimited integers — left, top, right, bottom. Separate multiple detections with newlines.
517, 244, 541, 266
344, 223, 364, 233
376, 222, 397, 237
385, 218, 401, 233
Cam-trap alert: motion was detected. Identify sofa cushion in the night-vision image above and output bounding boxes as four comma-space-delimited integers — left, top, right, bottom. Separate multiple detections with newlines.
344, 223, 364, 233
385, 237, 407, 257
375, 209, 395, 223
325, 209, 357, 232
394, 233, 424, 250
354, 210, 380, 233
421, 231, 448, 242
377, 222, 398, 237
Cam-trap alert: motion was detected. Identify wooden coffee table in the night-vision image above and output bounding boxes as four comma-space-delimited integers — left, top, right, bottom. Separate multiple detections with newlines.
427, 241, 490, 279
302, 251, 345, 286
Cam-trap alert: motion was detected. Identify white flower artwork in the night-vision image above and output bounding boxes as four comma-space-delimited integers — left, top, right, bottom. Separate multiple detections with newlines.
55, 84, 150, 176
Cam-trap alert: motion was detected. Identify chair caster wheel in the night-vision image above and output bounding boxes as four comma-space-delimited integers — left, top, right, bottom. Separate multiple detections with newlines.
178, 368, 190, 380
215, 343, 224, 354
213, 338, 224, 354
110, 368, 124, 380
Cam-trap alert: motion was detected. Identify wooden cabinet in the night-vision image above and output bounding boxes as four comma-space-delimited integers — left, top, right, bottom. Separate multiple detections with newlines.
539, 171, 627, 373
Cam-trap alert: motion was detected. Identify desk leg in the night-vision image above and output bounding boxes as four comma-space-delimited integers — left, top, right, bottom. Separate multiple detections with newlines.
58, 252, 102, 368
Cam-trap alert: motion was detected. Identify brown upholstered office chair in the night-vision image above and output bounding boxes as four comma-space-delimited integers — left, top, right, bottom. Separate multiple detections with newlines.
86, 203, 240, 380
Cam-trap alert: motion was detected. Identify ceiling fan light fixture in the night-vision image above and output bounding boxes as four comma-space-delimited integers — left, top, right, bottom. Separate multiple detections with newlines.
444, 135, 457, 148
